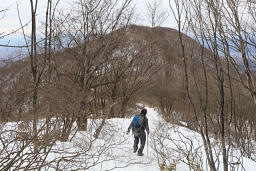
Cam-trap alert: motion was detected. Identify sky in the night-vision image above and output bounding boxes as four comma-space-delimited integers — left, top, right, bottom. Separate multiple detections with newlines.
0, 0, 174, 36
0, 0, 174, 57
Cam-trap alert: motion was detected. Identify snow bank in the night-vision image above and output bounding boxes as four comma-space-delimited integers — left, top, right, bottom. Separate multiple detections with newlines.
1, 107, 256, 170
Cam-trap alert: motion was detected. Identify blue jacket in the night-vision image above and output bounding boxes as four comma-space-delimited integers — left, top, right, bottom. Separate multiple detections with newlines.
128, 114, 149, 134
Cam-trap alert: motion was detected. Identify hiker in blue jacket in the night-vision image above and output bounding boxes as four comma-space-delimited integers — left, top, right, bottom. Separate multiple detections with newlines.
127, 108, 149, 156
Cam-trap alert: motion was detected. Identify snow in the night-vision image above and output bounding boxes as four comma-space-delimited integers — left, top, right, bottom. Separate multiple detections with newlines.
78, 107, 256, 171
1, 107, 256, 170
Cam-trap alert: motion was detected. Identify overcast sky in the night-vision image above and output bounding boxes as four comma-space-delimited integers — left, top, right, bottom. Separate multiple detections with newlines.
0, 0, 175, 57
0, 0, 173, 34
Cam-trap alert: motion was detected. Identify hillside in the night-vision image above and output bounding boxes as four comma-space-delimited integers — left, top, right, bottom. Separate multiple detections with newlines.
1, 24, 255, 132
0, 24, 203, 122
0, 24, 256, 170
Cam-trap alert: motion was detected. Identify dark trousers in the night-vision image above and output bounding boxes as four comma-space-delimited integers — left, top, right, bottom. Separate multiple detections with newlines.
133, 132, 146, 154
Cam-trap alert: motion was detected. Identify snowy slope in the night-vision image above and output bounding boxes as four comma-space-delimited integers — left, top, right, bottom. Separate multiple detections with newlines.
1, 107, 256, 170
89, 107, 160, 171
86, 107, 256, 171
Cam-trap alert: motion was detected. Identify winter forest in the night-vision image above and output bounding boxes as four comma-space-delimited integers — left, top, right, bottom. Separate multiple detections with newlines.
0, 0, 256, 170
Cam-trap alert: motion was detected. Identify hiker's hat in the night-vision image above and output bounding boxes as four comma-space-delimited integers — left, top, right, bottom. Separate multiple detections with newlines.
141, 108, 147, 115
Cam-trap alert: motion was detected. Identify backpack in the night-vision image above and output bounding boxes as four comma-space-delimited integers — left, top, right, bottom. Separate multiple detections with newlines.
132, 114, 144, 136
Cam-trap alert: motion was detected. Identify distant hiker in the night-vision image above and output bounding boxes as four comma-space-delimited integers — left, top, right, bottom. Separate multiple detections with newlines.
127, 108, 149, 156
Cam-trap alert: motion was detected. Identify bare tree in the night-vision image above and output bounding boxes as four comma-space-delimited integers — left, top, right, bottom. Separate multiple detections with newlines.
167, 0, 256, 170
0, 9, 7, 40
0, 0, 157, 170
50, 0, 162, 136
48, 0, 135, 136
146, 0, 169, 28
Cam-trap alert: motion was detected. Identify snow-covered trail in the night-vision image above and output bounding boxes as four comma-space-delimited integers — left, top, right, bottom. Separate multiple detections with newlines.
89, 107, 195, 171
1, 107, 255, 170
89, 107, 256, 171
90, 107, 161, 171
